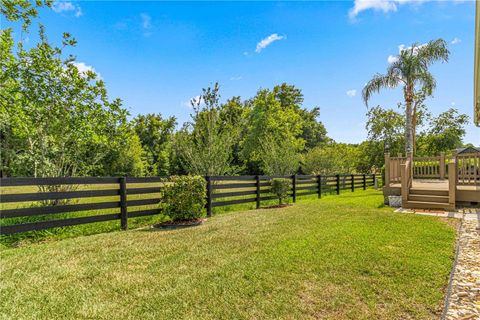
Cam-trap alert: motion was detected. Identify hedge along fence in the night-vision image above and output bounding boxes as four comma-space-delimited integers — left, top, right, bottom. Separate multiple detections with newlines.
0, 174, 376, 235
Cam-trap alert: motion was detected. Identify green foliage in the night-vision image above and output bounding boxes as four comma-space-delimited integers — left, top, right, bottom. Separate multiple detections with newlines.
270, 178, 291, 205
299, 107, 329, 150
0, 9, 142, 178
0, 0, 50, 30
303, 143, 360, 175
366, 106, 404, 155
173, 83, 239, 176
161, 176, 206, 221
241, 84, 305, 165
417, 108, 470, 155
260, 136, 300, 175
133, 113, 176, 176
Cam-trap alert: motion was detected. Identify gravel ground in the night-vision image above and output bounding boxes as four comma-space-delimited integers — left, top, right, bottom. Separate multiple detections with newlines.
444, 209, 480, 320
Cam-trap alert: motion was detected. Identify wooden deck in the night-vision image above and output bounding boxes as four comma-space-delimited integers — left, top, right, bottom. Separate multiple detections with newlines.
384, 153, 479, 209
385, 179, 479, 205
390, 179, 480, 191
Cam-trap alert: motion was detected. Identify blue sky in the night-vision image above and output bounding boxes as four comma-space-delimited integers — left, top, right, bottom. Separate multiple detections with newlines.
26, 1, 480, 144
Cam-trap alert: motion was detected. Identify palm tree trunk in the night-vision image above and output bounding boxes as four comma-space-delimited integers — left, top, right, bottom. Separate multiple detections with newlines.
412, 105, 417, 155
404, 87, 414, 155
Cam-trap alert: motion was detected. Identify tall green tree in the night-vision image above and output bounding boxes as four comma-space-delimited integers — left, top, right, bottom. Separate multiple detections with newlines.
0, 4, 141, 177
366, 106, 405, 155
241, 84, 305, 171
417, 108, 469, 155
173, 83, 238, 176
299, 107, 329, 150
133, 113, 176, 176
362, 39, 449, 154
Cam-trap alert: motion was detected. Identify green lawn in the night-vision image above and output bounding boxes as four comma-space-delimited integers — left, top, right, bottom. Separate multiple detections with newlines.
0, 190, 456, 319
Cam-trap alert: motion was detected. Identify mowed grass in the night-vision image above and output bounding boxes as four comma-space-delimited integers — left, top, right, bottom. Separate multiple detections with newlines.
0, 190, 457, 319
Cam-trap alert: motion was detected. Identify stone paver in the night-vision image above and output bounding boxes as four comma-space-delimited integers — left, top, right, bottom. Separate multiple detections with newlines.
444, 209, 480, 320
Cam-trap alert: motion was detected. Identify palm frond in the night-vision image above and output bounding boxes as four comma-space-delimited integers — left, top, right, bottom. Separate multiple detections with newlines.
362, 72, 401, 106
416, 39, 449, 66
415, 71, 436, 95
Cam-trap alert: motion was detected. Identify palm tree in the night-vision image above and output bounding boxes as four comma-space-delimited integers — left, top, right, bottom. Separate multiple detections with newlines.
362, 39, 449, 155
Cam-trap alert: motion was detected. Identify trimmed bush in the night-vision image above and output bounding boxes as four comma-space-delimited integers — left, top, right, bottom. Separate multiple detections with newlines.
161, 175, 207, 221
270, 178, 291, 205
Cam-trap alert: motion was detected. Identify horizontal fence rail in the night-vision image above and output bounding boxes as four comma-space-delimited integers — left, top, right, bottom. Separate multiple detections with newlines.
1, 174, 376, 235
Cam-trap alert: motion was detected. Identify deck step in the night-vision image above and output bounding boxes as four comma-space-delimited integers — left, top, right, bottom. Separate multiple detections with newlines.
409, 188, 448, 196
404, 200, 453, 210
408, 194, 449, 203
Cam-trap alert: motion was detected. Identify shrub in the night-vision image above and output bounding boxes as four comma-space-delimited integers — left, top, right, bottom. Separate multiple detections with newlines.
161, 175, 207, 221
270, 178, 291, 205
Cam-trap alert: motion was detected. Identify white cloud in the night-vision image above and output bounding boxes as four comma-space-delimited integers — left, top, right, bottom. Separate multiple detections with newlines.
184, 95, 203, 108
140, 13, 151, 29
71, 62, 101, 79
387, 42, 428, 64
255, 34, 285, 53
230, 76, 242, 81
451, 37, 461, 45
346, 89, 357, 97
52, 1, 82, 17
349, 0, 428, 19
387, 55, 399, 64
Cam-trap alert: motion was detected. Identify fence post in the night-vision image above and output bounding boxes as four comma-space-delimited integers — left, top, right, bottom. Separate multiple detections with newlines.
317, 175, 322, 198
373, 174, 378, 189
351, 174, 355, 192
206, 176, 212, 217
336, 174, 340, 195
439, 152, 445, 180
384, 152, 390, 186
292, 174, 297, 203
120, 177, 128, 230
255, 175, 260, 209
363, 174, 366, 190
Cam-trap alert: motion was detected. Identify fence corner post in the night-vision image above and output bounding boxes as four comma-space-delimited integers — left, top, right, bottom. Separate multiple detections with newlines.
255, 175, 260, 209
363, 174, 366, 190
292, 174, 297, 203
336, 174, 340, 195
206, 176, 212, 217
120, 176, 128, 230
317, 175, 322, 199
384, 152, 390, 187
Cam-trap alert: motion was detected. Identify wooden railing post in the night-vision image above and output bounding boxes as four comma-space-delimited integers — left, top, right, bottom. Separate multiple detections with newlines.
206, 176, 212, 217
292, 174, 297, 203
351, 174, 355, 192
400, 163, 408, 206
317, 175, 322, 198
120, 177, 128, 230
255, 175, 260, 209
336, 174, 340, 195
384, 153, 390, 186
362, 174, 366, 190
448, 159, 456, 209
439, 152, 446, 180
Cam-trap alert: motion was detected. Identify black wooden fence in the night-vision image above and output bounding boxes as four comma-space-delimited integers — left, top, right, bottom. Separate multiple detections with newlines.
0, 174, 376, 235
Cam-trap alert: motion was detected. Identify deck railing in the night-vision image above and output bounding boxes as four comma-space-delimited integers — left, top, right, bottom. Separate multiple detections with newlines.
412, 154, 446, 179
384, 154, 406, 185
385, 152, 480, 187
456, 153, 480, 186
